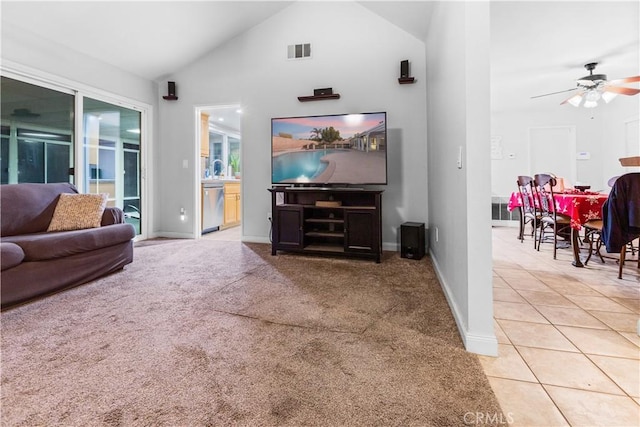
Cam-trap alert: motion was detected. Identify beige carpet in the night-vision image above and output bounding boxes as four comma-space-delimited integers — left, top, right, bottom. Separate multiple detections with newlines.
1, 239, 503, 426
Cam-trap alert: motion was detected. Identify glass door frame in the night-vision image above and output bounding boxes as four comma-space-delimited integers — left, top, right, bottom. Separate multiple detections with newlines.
76, 93, 151, 241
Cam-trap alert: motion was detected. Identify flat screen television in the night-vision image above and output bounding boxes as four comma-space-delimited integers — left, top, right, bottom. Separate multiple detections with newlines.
271, 112, 387, 186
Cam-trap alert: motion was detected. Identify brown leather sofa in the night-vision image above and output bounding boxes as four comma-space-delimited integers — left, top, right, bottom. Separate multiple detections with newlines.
1, 183, 135, 309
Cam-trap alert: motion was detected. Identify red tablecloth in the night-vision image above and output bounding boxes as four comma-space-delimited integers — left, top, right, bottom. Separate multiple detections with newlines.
507, 192, 528, 212
553, 193, 608, 230
508, 191, 608, 230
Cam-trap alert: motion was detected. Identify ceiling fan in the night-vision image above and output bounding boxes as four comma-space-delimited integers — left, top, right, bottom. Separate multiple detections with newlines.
531, 62, 640, 108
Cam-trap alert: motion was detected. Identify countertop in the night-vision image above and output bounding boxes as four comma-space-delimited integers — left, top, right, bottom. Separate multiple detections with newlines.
201, 178, 241, 185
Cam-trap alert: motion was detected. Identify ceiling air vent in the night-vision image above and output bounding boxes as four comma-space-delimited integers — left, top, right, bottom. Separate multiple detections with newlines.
287, 43, 311, 60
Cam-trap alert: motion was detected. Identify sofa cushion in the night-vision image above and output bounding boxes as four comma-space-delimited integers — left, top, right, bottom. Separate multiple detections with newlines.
3, 224, 136, 262
101, 206, 126, 226
47, 193, 108, 232
1, 242, 25, 271
1, 183, 78, 237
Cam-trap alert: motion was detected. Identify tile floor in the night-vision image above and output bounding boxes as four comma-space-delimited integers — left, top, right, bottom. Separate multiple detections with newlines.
201, 224, 241, 241
484, 226, 639, 426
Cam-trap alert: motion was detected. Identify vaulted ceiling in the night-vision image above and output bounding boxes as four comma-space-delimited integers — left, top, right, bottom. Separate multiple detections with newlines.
2, 1, 639, 116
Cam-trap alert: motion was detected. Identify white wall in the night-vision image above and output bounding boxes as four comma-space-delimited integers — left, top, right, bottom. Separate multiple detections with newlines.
1, 22, 157, 106
600, 96, 640, 183
155, 1, 428, 247
426, 1, 496, 356
491, 95, 640, 197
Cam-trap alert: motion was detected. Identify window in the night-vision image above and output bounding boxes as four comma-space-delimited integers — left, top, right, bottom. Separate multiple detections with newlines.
1, 77, 74, 184
208, 131, 241, 178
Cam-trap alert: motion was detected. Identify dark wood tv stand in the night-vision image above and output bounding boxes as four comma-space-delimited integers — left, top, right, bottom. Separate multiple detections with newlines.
268, 187, 383, 262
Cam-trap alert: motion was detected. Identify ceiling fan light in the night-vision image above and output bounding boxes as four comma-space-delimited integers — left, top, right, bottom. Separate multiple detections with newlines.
602, 91, 618, 103
567, 95, 583, 107
586, 90, 601, 102
584, 100, 598, 108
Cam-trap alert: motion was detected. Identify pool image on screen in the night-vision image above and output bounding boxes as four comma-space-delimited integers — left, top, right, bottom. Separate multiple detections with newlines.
271, 112, 387, 185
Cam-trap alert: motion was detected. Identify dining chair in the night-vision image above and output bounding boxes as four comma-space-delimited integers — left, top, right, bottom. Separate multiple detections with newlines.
583, 221, 638, 267
584, 175, 621, 265
601, 172, 640, 279
516, 176, 540, 247
583, 219, 605, 265
533, 174, 572, 259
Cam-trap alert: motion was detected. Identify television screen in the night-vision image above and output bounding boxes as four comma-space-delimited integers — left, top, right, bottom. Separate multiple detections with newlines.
271, 112, 387, 185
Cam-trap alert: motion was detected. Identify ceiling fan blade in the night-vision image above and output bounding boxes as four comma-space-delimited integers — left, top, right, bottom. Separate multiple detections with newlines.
560, 90, 584, 105
608, 75, 640, 85
604, 85, 640, 96
530, 88, 578, 99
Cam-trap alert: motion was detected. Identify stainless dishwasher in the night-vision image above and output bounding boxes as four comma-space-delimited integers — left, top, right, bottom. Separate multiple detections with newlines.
202, 183, 224, 233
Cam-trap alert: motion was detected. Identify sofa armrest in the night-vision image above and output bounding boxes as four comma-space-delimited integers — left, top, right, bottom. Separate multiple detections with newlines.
101, 207, 126, 226
1, 242, 25, 271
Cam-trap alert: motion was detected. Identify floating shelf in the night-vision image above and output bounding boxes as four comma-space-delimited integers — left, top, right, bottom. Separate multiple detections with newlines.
298, 94, 341, 102
398, 77, 415, 84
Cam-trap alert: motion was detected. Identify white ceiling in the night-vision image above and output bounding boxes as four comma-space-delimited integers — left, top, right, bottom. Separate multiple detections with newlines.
491, 1, 639, 112
2, 1, 294, 82
2, 1, 639, 125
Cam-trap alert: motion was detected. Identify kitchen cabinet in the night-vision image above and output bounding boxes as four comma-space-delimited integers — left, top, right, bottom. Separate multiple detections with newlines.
223, 181, 241, 227
200, 113, 209, 157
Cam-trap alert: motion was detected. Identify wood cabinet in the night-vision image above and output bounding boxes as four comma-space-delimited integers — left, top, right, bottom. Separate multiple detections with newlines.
223, 181, 241, 227
268, 187, 383, 262
200, 113, 209, 157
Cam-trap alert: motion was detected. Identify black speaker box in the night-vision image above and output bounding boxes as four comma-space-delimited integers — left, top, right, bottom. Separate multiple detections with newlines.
314, 87, 333, 96
168, 81, 176, 97
401, 222, 425, 260
400, 60, 409, 78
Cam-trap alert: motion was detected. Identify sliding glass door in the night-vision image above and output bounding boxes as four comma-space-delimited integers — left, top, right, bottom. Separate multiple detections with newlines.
1, 76, 145, 237
83, 98, 142, 235
0, 77, 74, 185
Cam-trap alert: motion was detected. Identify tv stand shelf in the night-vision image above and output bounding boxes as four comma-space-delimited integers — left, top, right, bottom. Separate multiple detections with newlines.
268, 187, 383, 262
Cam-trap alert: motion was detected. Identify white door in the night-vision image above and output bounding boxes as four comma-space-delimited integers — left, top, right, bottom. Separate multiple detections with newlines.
528, 126, 576, 183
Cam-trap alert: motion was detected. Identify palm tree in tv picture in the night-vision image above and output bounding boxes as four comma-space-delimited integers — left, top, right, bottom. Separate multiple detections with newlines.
310, 127, 322, 142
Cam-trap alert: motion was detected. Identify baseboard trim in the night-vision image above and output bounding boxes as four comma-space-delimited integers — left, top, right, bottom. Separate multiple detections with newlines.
429, 249, 498, 356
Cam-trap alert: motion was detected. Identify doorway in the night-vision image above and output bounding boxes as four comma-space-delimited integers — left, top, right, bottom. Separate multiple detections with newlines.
195, 105, 242, 238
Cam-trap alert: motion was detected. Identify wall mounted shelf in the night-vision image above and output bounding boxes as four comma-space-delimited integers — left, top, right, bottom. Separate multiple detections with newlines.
398, 77, 415, 84
298, 94, 341, 102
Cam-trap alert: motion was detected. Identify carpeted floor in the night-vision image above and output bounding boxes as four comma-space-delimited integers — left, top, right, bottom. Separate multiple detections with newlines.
1, 239, 503, 426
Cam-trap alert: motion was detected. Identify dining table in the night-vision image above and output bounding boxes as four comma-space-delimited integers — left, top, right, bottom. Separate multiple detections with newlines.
508, 190, 609, 267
